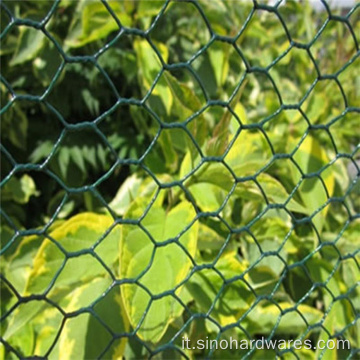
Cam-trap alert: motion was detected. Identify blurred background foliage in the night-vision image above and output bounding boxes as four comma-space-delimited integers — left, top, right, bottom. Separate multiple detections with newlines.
0, 0, 359, 359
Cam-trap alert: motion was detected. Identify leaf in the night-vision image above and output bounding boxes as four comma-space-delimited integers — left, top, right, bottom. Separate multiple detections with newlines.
186, 251, 253, 326
245, 302, 323, 335
206, 107, 232, 157
179, 150, 192, 179
163, 71, 202, 115
190, 162, 234, 192
208, 42, 230, 87
136, 0, 167, 29
1, 103, 28, 150
306, 259, 342, 308
33, 306, 64, 357
306, 258, 357, 347
3, 300, 62, 349
10, 27, 45, 65
4, 234, 40, 295
70, 145, 87, 174
81, 88, 99, 116
2, 174, 39, 204
33, 40, 62, 87
182, 161, 234, 212
47, 190, 76, 220
25, 213, 119, 295
224, 131, 273, 177
134, 39, 172, 114
29, 140, 54, 163
233, 102, 248, 125
292, 135, 335, 231
50, 280, 129, 360
109, 175, 172, 217
184, 161, 306, 215
188, 182, 226, 212
197, 222, 225, 251
163, 72, 207, 150
305, 94, 328, 124
157, 130, 179, 173
65, 1, 131, 48
3, 213, 121, 346
233, 173, 307, 213
247, 266, 282, 296
120, 200, 198, 342
108, 175, 142, 215
139, 67, 207, 161
5, 323, 34, 358
58, 146, 70, 180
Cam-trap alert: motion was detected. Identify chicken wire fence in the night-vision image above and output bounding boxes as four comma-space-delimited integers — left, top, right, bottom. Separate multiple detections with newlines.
0, 0, 359, 359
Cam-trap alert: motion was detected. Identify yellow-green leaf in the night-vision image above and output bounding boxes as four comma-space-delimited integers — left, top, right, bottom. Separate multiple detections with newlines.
120, 200, 198, 342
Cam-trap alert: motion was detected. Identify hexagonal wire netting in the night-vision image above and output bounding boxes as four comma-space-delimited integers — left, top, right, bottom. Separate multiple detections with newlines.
0, 0, 359, 359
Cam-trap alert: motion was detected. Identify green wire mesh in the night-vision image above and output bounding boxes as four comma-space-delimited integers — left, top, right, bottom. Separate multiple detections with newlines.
0, 0, 359, 359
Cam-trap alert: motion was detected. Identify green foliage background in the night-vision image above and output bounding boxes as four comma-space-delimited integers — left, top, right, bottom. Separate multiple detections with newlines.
0, 0, 359, 359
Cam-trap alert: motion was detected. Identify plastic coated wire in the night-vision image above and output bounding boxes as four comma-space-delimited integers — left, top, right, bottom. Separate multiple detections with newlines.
0, 0, 359, 359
